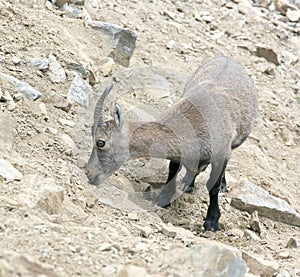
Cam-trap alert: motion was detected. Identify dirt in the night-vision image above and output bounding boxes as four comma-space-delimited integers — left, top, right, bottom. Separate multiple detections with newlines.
0, 0, 300, 276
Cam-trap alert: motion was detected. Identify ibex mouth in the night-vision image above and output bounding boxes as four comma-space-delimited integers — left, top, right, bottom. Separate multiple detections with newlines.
88, 175, 100, 185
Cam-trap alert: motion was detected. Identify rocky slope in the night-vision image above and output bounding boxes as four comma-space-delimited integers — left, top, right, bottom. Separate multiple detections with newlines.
0, 0, 300, 276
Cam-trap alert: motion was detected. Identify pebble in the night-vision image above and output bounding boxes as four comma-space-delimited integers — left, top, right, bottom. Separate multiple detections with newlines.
101, 58, 115, 77
286, 9, 300, 22
286, 237, 297, 248
277, 251, 290, 259
99, 243, 112, 252
102, 266, 117, 277
0, 158, 23, 181
67, 73, 93, 107
30, 58, 49, 70
48, 54, 66, 84
59, 118, 75, 127
166, 39, 176, 49
244, 230, 261, 241
161, 223, 177, 238
117, 264, 150, 277
138, 226, 153, 238
250, 211, 262, 234
12, 56, 21, 65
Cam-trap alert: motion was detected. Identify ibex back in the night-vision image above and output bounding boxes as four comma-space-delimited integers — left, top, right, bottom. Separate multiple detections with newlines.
85, 56, 258, 231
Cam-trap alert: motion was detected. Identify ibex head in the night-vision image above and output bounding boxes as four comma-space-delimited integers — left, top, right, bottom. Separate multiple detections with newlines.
85, 84, 130, 185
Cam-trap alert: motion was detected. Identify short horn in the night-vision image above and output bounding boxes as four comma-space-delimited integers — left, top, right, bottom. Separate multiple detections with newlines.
94, 84, 114, 125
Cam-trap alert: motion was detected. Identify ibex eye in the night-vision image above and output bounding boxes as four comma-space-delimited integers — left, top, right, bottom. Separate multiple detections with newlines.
96, 139, 105, 148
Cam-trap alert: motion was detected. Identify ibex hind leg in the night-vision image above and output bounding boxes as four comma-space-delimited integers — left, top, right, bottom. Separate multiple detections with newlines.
204, 159, 228, 231
156, 161, 181, 208
181, 162, 209, 193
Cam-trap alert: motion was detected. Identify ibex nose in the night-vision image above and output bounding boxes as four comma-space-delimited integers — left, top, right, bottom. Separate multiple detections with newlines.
84, 164, 98, 185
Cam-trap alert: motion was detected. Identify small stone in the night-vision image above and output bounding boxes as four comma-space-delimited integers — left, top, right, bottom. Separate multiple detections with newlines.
201, 15, 213, 23
67, 73, 93, 107
3, 90, 16, 110
229, 228, 244, 238
264, 66, 275, 76
55, 0, 70, 8
46, 127, 58, 135
12, 56, 21, 65
102, 266, 117, 277
30, 58, 49, 70
277, 251, 290, 259
59, 118, 75, 127
286, 9, 300, 22
101, 58, 115, 77
99, 243, 112, 252
60, 133, 75, 149
276, 270, 291, 277
117, 265, 150, 277
48, 54, 66, 84
286, 238, 297, 248
0, 114, 14, 157
255, 46, 280, 65
139, 226, 153, 238
0, 159, 23, 181
54, 97, 72, 112
244, 230, 261, 241
127, 212, 139, 221
161, 223, 177, 238
225, 1, 235, 9
250, 211, 262, 234
166, 39, 176, 49
163, 10, 176, 20
38, 103, 48, 119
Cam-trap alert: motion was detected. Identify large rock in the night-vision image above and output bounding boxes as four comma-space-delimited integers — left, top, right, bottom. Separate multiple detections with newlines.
0, 114, 14, 158
0, 250, 56, 277
88, 20, 137, 67
67, 73, 93, 107
231, 180, 300, 227
18, 175, 64, 214
153, 244, 246, 276
0, 159, 23, 181
0, 72, 42, 100
242, 251, 279, 277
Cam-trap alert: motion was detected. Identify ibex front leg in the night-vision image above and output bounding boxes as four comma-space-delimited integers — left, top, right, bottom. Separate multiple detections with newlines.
157, 161, 181, 208
204, 159, 228, 231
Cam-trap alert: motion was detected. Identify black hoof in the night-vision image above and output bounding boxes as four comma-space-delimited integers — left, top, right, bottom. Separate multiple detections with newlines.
204, 219, 219, 231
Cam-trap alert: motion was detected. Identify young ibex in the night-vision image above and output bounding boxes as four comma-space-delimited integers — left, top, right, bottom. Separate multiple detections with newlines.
85, 56, 258, 231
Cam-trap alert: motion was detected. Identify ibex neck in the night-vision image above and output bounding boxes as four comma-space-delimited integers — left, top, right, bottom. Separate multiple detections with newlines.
128, 121, 181, 161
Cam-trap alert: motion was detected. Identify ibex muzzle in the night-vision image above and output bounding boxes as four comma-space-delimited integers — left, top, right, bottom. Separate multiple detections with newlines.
85, 56, 258, 231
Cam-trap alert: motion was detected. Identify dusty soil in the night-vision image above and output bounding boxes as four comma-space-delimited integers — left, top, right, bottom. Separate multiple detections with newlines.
0, 0, 300, 276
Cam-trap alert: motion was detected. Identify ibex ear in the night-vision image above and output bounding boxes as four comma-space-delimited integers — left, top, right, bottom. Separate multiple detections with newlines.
112, 103, 123, 129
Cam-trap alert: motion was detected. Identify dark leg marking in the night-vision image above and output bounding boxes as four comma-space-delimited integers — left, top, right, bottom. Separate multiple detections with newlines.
204, 160, 228, 231
156, 160, 181, 208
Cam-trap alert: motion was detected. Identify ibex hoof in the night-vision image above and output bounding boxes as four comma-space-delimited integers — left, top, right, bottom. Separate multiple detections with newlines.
204, 219, 219, 232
